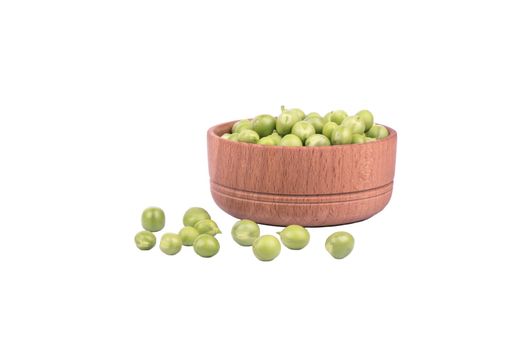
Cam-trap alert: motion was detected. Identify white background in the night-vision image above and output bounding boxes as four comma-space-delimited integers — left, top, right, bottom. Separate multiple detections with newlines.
1, 0, 524, 349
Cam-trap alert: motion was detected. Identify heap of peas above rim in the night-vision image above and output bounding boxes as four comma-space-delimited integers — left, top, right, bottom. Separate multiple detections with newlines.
221, 106, 389, 146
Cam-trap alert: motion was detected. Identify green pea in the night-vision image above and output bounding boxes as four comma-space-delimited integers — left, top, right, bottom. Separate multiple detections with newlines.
322, 121, 338, 139
325, 231, 355, 259
252, 114, 276, 137
268, 131, 282, 144
258, 136, 278, 146
305, 112, 322, 119
141, 207, 165, 232
366, 125, 389, 139
194, 219, 221, 236
252, 235, 281, 261
134, 231, 156, 250
183, 207, 211, 227
228, 133, 240, 142
305, 115, 325, 133
232, 119, 253, 133
159, 233, 182, 255
291, 121, 316, 142
351, 134, 366, 144
282, 106, 306, 120
276, 111, 299, 136
179, 226, 200, 246
331, 125, 353, 145
365, 137, 376, 143
221, 133, 231, 139
238, 129, 260, 144
356, 110, 374, 132
341, 116, 366, 134
305, 134, 331, 147
279, 134, 303, 147
231, 219, 260, 246
193, 234, 220, 258
278, 225, 310, 250
324, 110, 348, 125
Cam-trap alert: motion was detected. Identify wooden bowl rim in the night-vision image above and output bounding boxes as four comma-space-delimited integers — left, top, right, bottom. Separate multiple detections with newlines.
208, 120, 397, 151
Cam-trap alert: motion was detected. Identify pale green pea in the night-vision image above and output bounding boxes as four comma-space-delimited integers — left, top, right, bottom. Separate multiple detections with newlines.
193, 234, 220, 258
194, 219, 221, 236
322, 121, 338, 139
278, 225, 310, 250
331, 125, 353, 145
141, 207, 165, 232
366, 125, 389, 139
183, 207, 211, 227
341, 116, 366, 134
179, 226, 200, 246
252, 235, 281, 261
291, 121, 316, 142
232, 119, 253, 133
305, 134, 331, 147
231, 219, 260, 246
356, 110, 374, 132
252, 114, 276, 137
279, 134, 303, 147
134, 231, 156, 250
325, 231, 355, 259
238, 129, 260, 144
159, 233, 182, 255
351, 134, 366, 144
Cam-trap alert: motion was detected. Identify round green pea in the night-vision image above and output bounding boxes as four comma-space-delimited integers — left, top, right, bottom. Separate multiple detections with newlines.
252, 235, 281, 261
324, 110, 348, 125
279, 134, 303, 147
282, 106, 305, 120
193, 234, 220, 258
194, 219, 221, 236
252, 114, 276, 137
238, 129, 260, 144
291, 121, 316, 142
325, 231, 355, 259
159, 233, 182, 255
232, 119, 253, 133
305, 112, 322, 119
305, 134, 331, 147
141, 207, 165, 232
231, 219, 260, 246
183, 207, 211, 227
341, 116, 366, 134
331, 125, 353, 145
305, 115, 325, 133
351, 134, 366, 144
276, 111, 299, 136
356, 110, 374, 132
258, 136, 278, 146
221, 133, 231, 139
366, 125, 389, 139
322, 121, 338, 139
135, 231, 156, 250
278, 225, 310, 250
268, 131, 282, 144
228, 133, 240, 142
365, 137, 376, 143
179, 226, 200, 246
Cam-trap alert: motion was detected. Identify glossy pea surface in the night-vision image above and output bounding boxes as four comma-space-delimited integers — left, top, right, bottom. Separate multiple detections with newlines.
356, 110, 374, 131
238, 129, 260, 144
141, 207, 165, 232
276, 112, 299, 136
159, 233, 182, 255
278, 225, 310, 250
252, 114, 276, 137
341, 116, 366, 134
183, 207, 211, 227
279, 134, 303, 146
134, 231, 156, 250
305, 134, 331, 147
322, 121, 338, 139
231, 219, 260, 246
305, 115, 325, 133
325, 231, 355, 259
179, 226, 200, 246
193, 234, 220, 257
252, 235, 281, 261
366, 125, 389, 139
291, 121, 316, 142
194, 219, 221, 236
232, 119, 253, 133
331, 125, 353, 145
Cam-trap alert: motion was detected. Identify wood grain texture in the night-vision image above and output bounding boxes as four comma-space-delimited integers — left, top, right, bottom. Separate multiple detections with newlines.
207, 121, 397, 227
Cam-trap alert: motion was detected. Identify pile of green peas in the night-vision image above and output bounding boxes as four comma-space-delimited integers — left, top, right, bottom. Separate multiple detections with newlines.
134, 206, 222, 258
221, 106, 389, 146
135, 208, 355, 261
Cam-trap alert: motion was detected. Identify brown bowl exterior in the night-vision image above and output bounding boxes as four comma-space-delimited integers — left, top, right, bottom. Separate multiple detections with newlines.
207, 121, 397, 227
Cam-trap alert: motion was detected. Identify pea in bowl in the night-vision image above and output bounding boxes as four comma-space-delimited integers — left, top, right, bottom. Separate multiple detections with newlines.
207, 121, 397, 227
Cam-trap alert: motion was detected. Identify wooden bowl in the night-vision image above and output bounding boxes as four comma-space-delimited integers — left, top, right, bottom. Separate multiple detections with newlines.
207, 121, 397, 227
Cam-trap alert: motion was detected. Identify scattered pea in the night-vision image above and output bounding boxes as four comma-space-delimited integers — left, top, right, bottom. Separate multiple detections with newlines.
231, 219, 260, 246
252, 235, 281, 261
179, 226, 200, 246
135, 231, 156, 250
194, 219, 221, 236
183, 207, 211, 227
278, 225, 310, 250
325, 231, 355, 259
141, 207, 165, 232
193, 234, 220, 257
159, 233, 182, 255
